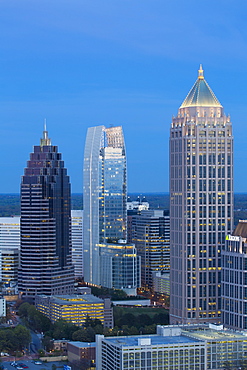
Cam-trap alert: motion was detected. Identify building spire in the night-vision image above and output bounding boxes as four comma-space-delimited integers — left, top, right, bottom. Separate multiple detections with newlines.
198, 64, 204, 80
40, 119, 51, 146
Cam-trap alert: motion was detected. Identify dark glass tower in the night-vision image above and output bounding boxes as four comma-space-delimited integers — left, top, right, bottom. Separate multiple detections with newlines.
19, 127, 74, 300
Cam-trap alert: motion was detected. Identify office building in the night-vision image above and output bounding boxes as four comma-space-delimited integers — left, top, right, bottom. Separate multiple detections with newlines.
1, 249, 19, 289
222, 220, 247, 330
71, 210, 83, 279
170, 65, 233, 324
18, 127, 74, 299
131, 210, 170, 289
0, 217, 20, 295
35, 294, 105, 326
127, 195, 149, 211
67, 341, 96, 368
99, 241, 141, 295
96, 324, 247, 370
0, 217, 20, 250
83, 126, 127, 286
152, 271, 170, 295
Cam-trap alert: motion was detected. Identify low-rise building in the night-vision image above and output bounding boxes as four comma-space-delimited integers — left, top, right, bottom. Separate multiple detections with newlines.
96, 324, 247, 370
67, 341, 96, 367
35, 294, 105, 326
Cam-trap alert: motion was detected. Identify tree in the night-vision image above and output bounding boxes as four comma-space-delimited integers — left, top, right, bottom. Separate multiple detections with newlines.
14, 325, 31, 350
72, 329, 88, 342
18, 302, 31, 318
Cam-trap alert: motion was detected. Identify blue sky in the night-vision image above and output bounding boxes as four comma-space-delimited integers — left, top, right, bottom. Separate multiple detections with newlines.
0, 0, 247, 193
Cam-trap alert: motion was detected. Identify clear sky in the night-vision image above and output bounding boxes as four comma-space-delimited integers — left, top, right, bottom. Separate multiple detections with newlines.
0, 0, 247, 193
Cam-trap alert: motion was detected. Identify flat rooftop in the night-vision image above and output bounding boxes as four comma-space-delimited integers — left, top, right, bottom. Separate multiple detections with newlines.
182, 327, 247, 342
68, 341, 96, 348
104, 334, 203, 347
39, 294, 103, 305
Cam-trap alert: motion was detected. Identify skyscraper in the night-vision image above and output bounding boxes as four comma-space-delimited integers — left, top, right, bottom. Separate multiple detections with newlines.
170, 66, 233, 324
19, 127, 74, 300
83, 126, 127, 286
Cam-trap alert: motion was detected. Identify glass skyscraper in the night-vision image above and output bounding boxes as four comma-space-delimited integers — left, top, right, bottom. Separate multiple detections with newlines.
19, 127, 74, 299
169, 66, 233, 324
83, 126, 127, 286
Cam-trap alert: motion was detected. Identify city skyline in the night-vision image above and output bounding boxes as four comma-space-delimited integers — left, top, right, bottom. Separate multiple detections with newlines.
0, 1, 247, 193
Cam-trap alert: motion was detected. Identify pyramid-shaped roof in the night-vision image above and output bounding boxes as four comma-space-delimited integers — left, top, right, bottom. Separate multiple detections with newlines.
180, 65, 222, 108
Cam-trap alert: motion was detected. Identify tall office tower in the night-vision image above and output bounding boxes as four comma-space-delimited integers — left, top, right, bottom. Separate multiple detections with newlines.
131, 210, 170, 289
170, 66, 233, 324
18, 128, 74, 300
71, 210, 83, 279
222, 220, 247, 330
83, 126, 127, 286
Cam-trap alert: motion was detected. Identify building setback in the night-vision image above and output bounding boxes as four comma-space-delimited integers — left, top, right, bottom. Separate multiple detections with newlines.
169, 66, 233, 324
83, 126, 127, 286
18, 127, 74, 299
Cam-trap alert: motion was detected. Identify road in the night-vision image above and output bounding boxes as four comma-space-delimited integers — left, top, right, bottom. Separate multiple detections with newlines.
30, 331, 42, 354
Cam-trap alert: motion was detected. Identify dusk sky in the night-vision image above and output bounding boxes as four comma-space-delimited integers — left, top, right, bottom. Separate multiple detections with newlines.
1, 0, 247, 193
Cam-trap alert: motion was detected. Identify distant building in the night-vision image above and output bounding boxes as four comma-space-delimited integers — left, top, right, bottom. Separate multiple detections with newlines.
0, 217, 20, 294
222, 220, 247, 330
96, 324, 247, 370
103, 297, 114, 329
170, 65, 233, 324
35, 294, 106, 326
71, 210, 83, 279
99, 241, 141, 296
83, 126, 127, 286
152, 271, 170, 295
131, 210, 170, 289
19, 128, 74, 300
127, 196, 149, 211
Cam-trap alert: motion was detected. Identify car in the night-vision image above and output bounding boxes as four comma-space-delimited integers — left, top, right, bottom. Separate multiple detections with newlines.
18, 364, 28, 369
33, 362, 42, 365
10, 363, 17, 367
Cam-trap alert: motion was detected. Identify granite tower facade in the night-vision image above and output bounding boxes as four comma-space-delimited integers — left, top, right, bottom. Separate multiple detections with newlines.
170, 66, 233, 324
